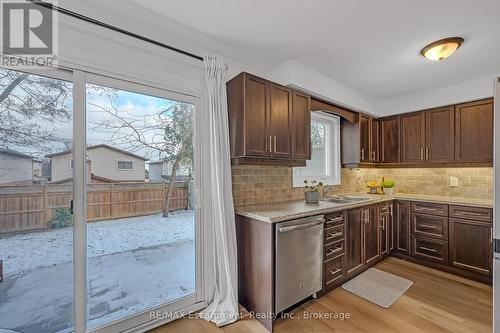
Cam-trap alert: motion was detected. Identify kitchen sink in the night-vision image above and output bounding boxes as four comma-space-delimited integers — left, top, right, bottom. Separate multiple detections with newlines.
322, 195, 371, 204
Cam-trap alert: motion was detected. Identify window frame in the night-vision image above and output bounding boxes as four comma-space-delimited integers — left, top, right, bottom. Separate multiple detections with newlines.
293, 112, 341, 187
116, 160, 134, 170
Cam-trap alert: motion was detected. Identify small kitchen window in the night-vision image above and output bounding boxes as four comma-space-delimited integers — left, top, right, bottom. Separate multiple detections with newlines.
293, 112, 341, 187
117, 160, 133, 170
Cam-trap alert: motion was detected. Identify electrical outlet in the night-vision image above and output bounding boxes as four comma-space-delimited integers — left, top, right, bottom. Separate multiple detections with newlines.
449, 176, 459, 187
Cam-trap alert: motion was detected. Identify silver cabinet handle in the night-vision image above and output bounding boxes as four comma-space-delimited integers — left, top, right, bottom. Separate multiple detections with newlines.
327, 216, 344, 223
330, 268, 342, 275
420, 224, 438, 230
372, 150, 376, 161
274, 136, 277, 153
419, 246, 437, 253
361, 148, 365, 160
278, 220, 324, 233
326, 246, 343, 256
420, 147, 424, 160
326, 231, 343, 240
380, 218, 385, 230
456, 210, 484, 216
426, 147, 429, 160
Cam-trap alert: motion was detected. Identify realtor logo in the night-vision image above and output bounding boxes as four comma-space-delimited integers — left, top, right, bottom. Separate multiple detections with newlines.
0, 0, 58, 68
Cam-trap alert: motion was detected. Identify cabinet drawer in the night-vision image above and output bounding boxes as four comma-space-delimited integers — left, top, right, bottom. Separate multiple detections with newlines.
412, 214, 448, 240
449, 205, 492, 222
324, 225, 344, 244
411, 202, 448, 216
411, 235, 448, 264
325, 211, 344, 228
324, 239, 344, 261
324, 255, 344, 286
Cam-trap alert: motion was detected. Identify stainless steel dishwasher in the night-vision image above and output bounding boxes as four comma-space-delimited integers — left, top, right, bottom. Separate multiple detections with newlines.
275, 215, 324, 313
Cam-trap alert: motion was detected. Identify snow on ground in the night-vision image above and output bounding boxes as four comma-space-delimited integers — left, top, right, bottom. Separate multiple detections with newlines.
0, 241, 195, 333
0, 210, 196, 333
0, 210, 195, 275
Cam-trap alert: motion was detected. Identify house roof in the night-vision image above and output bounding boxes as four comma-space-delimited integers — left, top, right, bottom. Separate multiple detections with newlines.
0, 148, 33, 160
45, 144, 148, 161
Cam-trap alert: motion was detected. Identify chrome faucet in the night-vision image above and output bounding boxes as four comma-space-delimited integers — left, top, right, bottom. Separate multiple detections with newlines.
322, 185, 335, 198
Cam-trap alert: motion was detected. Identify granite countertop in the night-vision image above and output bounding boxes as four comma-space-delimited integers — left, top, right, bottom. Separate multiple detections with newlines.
235, 193, 493, 223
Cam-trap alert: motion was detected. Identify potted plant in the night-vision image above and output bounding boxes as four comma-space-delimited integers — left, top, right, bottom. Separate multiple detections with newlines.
304, 180, 323, 205
381, 179, 396, 195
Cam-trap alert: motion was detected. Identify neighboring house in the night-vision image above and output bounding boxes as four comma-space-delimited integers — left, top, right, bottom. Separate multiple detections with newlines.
148, 160, 192, 182
47, 144, 148, 183
0, 148, 34, 185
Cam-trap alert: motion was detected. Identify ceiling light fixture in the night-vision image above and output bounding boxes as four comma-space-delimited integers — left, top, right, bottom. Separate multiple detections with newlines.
420, 37, 464, 61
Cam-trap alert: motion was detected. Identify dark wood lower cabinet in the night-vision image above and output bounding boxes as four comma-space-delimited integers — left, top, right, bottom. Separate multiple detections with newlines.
395, 201, 410, 254
363, 205, 380, 265
235, 201, 492, 332
449, 218, 492, 276
345, 208, 364, 276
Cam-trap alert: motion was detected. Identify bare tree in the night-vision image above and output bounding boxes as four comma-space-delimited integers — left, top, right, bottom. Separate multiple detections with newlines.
0, 68, 72, 154
87, 94, 193, 217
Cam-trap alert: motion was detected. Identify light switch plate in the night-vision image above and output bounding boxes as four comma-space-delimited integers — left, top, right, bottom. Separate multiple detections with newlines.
449, 176, 459, 187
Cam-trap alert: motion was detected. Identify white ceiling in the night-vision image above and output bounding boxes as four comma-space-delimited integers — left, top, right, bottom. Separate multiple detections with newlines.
61, 0, 500, 111
124, 0, 500, 100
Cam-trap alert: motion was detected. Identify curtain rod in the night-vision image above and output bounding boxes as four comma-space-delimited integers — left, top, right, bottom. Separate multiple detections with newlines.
26, 0, 205, 62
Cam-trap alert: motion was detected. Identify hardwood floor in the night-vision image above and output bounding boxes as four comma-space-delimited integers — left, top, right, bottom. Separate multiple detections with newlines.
150, 257, 492, 333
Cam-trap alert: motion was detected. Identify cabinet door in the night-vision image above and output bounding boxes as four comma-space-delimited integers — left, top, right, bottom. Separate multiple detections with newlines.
269, 83, 293, 159
364, 205, 380, 265
292, 91, 311, 160
396, 201, 410, 254
449, 218, 492, 276
244, 74, 271, 157
346, 208, 364, 275
425, 106, 455, 164
380, 116, 400, 163
371, 119, 380, 163
455, 99, 493, 164
401, 112, 425, 163
359, 115, 371, 162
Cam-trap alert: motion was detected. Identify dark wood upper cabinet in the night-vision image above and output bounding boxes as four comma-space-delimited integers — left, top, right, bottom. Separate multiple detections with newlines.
449, 218, 492, 276
454, 99, 493, 165
227, 73, 270, 158
380, 116, 400, 163
425, 106, 455, 164
269, 83, 293, 159
292, 91, 311, 160
345, 208, 364, 276
359, 115, 371, 162
226, 72, 310, 165
401, 112, 425, 164
371, 119, 380, 163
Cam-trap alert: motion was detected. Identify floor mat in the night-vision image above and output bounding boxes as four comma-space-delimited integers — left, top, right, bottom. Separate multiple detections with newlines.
341, 267, 413, 308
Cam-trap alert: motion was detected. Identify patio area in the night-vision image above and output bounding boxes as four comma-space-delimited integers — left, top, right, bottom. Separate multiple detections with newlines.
0, 210, 195, 333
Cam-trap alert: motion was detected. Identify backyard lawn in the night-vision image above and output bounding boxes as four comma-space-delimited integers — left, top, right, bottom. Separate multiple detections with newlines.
0, 210, 195, 333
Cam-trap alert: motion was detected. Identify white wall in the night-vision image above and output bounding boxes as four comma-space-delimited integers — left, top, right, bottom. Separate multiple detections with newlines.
379, 76, 496, 116
0, 154, 32, 184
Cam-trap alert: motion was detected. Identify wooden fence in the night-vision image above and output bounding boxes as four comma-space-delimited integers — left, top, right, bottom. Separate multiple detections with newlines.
0, 182, 189, 234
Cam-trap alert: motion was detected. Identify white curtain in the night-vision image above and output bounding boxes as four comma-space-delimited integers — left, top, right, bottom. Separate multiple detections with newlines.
199, 53, 239, 326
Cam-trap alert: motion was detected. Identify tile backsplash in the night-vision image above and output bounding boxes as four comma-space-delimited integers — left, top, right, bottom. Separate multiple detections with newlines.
231, 165, 493, 207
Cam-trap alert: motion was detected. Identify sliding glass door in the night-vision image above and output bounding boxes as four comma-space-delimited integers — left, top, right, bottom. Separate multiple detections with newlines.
0, 67, 202, 333
84, 77, 198, 330
0, 68, 74, 333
